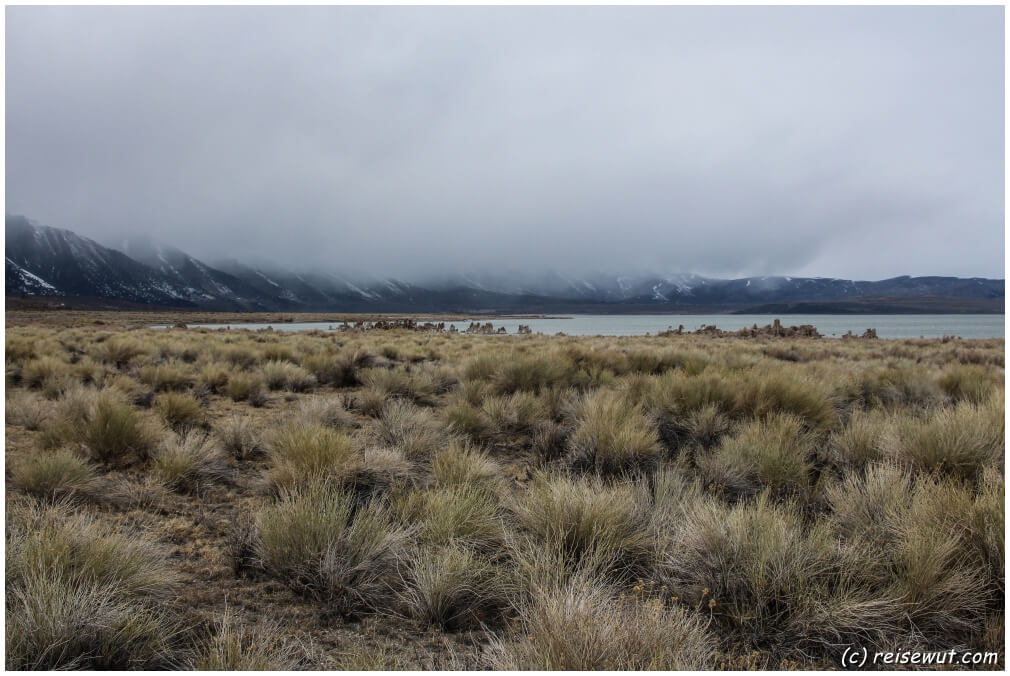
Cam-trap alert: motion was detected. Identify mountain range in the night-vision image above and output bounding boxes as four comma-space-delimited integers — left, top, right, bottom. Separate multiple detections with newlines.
5, 215, 1004, 314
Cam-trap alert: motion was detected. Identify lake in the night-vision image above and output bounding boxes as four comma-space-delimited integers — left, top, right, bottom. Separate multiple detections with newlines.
167, 314, 1005, 339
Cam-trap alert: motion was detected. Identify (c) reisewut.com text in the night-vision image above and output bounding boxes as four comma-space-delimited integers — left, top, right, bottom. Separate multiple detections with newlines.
842, 646, 1000, 668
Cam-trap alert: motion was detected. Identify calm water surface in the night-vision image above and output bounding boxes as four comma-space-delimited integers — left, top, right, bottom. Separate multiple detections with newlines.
169, 314, 1004, 339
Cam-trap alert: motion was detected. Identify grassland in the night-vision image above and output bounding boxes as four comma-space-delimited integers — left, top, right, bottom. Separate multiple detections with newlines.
4, 312, 1005, 669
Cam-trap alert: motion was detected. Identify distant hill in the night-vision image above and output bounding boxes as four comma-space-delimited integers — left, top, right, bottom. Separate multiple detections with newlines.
5, 215, 1004, 314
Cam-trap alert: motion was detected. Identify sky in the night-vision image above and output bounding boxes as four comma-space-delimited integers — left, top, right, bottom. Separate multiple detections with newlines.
5, 6, 1005, 281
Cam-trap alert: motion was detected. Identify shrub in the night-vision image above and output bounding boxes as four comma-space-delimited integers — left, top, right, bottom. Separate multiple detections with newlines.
265, 424, 358, 491
398, 545, 510, 630
490, 580, 715, 669
154, 392, 204, 432
254, 482, 408, 616
567, 390, 661, 474
9, 449, 98, 501
152, 433, 229, 493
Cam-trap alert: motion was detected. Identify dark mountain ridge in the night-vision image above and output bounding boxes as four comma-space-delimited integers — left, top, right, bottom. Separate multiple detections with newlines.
5, 215, 1004, 314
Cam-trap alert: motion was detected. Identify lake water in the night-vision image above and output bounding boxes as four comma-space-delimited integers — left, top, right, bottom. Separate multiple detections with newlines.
169, 314, 1005, 339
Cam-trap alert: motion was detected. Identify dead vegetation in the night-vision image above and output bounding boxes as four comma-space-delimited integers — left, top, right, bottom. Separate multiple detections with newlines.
4, 317, 1004, 669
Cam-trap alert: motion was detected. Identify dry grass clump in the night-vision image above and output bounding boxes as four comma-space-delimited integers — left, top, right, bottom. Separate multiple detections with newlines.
152, 433, 230, 493
481, 391, 546, 437
443, 400, 492, 440
300, 346, 376, 387
221, 344, 260, 369
193, 610, 308, 670
9, 448, 98, 502
254, 481, 408, 616
215, 415, 263, 459
265, 424, 358, 491
224, 371, 265, 403
21, 356, 70, 389
839, 365, 945, 410
294, 395, 356, 429
466, 350, 573, 395
698, 413, 814, 498
393, 483, 506, 553
197, 363, 231, 394
261, 342, 297, 363
733, 369, 837, 429
431, 440, 502, 489
138, 361, 193, 392
346, 446, 416, 501
359, 366, 433, 403
373, 399, 450, 460
490, 579, 715, 669
567, 390, 661, 474
6, 499, 182, 669
154, 391, 204, 431
77, 391, 164, 466
661, 493, 838, 648
6, 389, 51, 429
884, 398, 1003, 480
261, 360, 317, 392
825, 464, 1001, 645
513, 475, 655, 582
91, 336, 149, 368
645, 365, 835, 433
398, 544, 510, 630
826, 462, 913, 547
937, 363, 1001, 404
828, 408, 891, 468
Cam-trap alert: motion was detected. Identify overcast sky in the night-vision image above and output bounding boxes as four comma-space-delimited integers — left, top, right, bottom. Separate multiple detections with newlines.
6, 6, 1004, 281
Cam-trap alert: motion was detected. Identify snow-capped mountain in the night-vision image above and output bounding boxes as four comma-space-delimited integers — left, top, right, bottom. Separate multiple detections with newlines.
5, 215, 1004, 313
5, 215, 200, 307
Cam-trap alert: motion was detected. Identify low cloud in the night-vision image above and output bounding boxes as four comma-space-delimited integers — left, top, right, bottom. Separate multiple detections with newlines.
6, 6, 1004, 281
